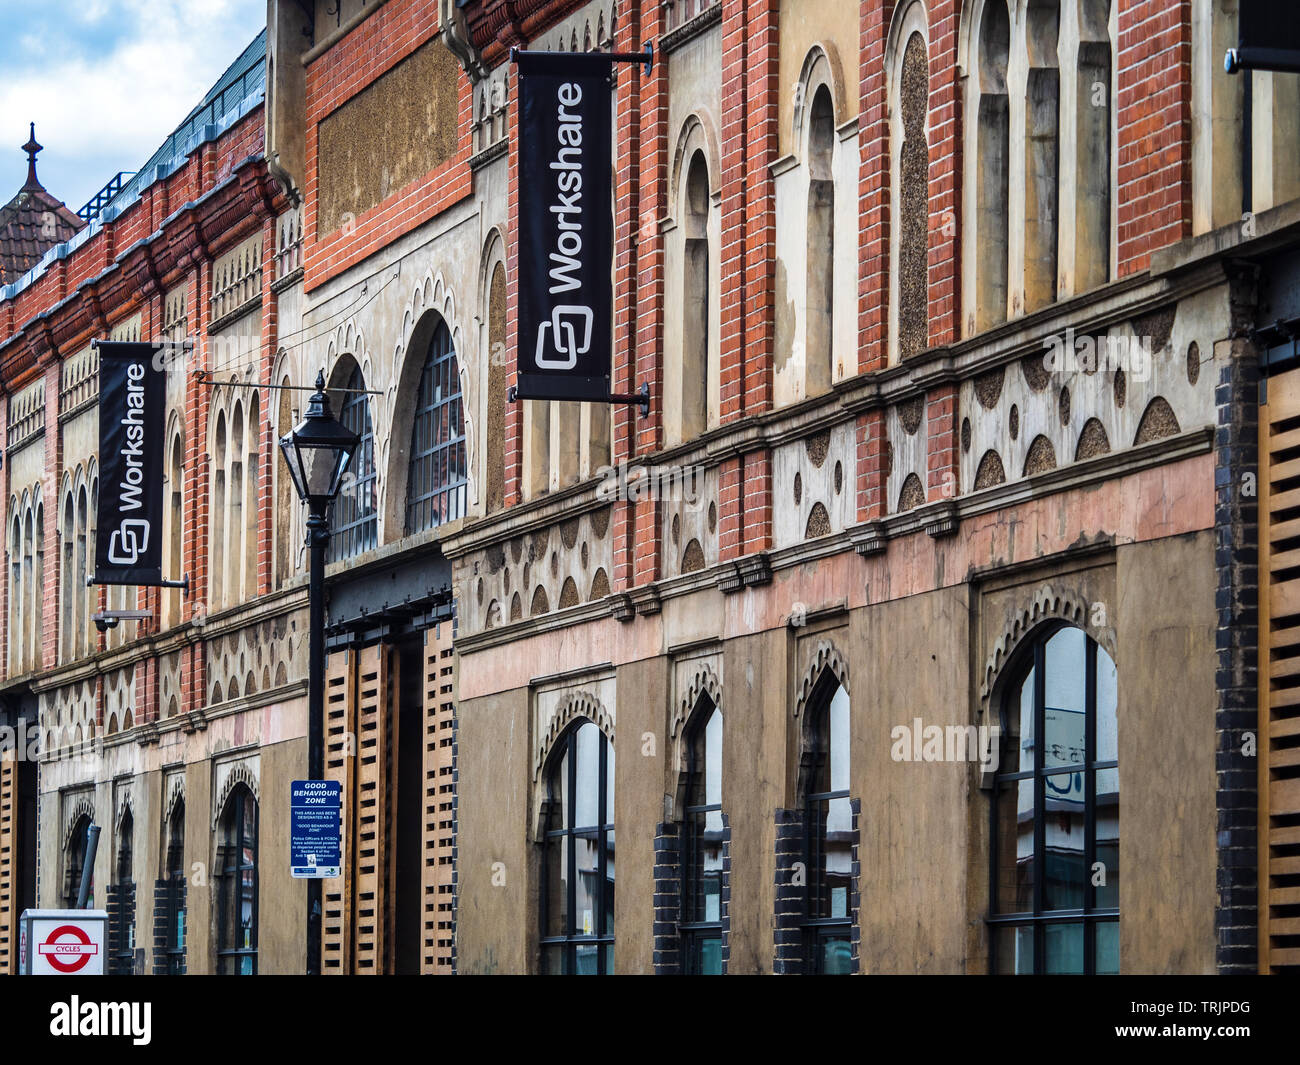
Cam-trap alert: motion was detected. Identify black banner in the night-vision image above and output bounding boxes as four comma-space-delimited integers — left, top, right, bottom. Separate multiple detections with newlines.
1233, 0, 1300, 72
515, 51, 614, 402
95, 342, 166, 585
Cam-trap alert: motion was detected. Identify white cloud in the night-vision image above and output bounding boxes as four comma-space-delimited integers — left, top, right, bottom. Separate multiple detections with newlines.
0, 0, 265, 212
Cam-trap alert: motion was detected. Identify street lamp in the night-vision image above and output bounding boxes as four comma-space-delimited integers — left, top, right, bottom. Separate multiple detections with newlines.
278, 370, 358, 977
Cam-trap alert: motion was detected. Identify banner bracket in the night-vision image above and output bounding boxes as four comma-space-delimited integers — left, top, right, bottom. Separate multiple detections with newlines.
87, 574, 190, 595
507, 381, 650, 418
510, 43, 654, 76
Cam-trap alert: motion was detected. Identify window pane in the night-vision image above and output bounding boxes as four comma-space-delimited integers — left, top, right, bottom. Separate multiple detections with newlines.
1044, 626, 1086, 713
704, 707, 722, 807
574, 942, 600, 975
692, 934, 722, 975
1095, 821, 1119, 909
828, 684, 850, 792
1096, 645, 1118, 763
1044, 921, 1084, 974
574, 828, 599, 935
545, 835, 569, 938
816, 795, 853, 919
603, 828, 615, 934
994, 781, 1034, 914
819, 934, 853, 975
1043, 771, 1086, 911
993, 925, 1034, 975
542, 944, 567, 975
573, 723, 600, 828
1095, 920, 1119, 974
1015, 666, 1034, 772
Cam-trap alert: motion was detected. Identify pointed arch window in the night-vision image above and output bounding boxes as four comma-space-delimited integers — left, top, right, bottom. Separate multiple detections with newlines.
110, 809, 136, 974
681, 698, 723, 974
329, 364, 378, 560
216, 783, 258, 975
990, 624, 1118, 974
162, 799, 187, 974
802, 678, 852, 973
64, 814, 92, 908
407, 318, 466, 534
541, 720, 615, 974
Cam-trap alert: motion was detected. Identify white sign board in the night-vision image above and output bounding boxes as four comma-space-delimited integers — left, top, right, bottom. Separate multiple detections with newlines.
19, 909, 108, 975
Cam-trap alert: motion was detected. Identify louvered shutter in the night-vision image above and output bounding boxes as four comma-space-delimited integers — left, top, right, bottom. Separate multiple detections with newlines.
1260, 366, 1300, 973
423, 620, 456, 973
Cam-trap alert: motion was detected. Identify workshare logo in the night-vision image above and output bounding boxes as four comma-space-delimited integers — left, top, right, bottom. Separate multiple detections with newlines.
536, 81, 593, 371
50, 996, 151, 1045
107, 517, 150, 567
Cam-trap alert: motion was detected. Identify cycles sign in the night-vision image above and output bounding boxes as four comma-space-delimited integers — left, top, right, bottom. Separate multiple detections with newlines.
19, 910, 107, 975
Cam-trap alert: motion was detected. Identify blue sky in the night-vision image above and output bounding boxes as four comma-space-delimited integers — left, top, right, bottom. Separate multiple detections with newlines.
0, 0, 266, 214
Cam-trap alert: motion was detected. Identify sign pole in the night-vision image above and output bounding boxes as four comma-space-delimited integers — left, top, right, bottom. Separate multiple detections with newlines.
305, 497, 328, 976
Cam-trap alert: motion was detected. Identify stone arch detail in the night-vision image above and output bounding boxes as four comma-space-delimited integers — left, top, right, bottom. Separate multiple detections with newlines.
63, 794, 95, 850
794, 638, 850, 720
212, 764, 260, 829
979, 584, 1107, 711
164, 777, 186, 828
533, 690, 615, 784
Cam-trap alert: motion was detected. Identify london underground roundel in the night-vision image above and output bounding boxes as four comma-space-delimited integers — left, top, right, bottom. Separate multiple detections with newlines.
38, 924, 99, 973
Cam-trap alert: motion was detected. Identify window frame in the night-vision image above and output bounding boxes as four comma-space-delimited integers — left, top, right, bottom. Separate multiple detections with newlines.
987, 622, 1119, 975
801, 676, 853, 974
328, 363, 379, 561
163, 801, 186, 975
680, 698, 723, 974
215, 785, 259, 976
406, 318, 467, 534
539, 720, 615, 975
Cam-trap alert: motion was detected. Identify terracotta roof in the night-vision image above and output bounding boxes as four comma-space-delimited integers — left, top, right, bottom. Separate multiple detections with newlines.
0, 124, 86, 286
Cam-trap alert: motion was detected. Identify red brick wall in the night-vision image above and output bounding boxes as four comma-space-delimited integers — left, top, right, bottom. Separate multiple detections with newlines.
302, 0, 475, 289
1116, 0, 1192, 275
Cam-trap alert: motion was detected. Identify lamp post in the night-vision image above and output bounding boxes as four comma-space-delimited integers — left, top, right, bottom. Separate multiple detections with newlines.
278, 370, 359, 976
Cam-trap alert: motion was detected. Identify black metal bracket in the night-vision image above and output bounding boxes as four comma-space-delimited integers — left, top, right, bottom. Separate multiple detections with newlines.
88, 573, 190, 596
510, 42, 653, 76
508, 381, 650, 419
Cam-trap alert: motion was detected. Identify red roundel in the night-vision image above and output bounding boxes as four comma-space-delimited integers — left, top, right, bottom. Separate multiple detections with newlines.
38, 924, 98, 973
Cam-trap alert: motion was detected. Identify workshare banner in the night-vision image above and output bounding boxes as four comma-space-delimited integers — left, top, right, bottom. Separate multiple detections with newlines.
95, 342, 165, 585
515, 51, 614, 402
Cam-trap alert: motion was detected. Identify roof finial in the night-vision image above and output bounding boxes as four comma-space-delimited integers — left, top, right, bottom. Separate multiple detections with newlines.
22, 122, 43, 190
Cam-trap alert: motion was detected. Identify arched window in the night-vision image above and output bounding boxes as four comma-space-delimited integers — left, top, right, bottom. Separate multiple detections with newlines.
681, 697, 723, 974
61, 491, 75, 662
802, 677, 852, 973
86, 478, 97, 653
971, 0, 1010, 332
216, 783, 258, 975
163, 429, 185, 628
64, 814, 92, 908
407, 318, 466, 534
111, 809, 135, 974
21, 504, 34, 672
31, 498, 43, 670
891, 23, 930, 361
211, 411, 227, 610
9, 509, 21, 673
76, 485, 89, 655
682, 150, 711, 439
806, 85, 835, 391
244, 389, 260, 598
329, 364, 378, 560
541, 719, 615, 974
486, 258, 508, 513
990, 625, 1118, 974
1023, 0, 1061, 314
275, 371, 294, 587
229, 401, 245, 606
163, 800, 187, 974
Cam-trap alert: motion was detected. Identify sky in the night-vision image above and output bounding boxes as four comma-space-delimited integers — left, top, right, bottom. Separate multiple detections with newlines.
0, 0, 266, 215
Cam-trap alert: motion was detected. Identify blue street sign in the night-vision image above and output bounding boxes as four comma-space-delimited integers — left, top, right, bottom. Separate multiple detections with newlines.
290, 780, 342, 879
